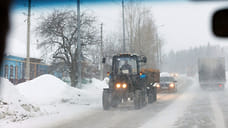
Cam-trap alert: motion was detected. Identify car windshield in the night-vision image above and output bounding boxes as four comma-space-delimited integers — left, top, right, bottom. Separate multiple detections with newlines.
160, 76, 174, 82
1, 0, 228, 128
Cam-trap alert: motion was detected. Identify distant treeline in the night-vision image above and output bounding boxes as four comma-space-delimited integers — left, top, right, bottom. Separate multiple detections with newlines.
161, 43, 228, 74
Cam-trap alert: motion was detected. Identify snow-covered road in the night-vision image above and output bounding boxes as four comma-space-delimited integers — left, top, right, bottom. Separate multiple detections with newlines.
173, 86, 228, 128
42, 76, 195, 128
3, 75, 228, 128
45, 76, 228, 128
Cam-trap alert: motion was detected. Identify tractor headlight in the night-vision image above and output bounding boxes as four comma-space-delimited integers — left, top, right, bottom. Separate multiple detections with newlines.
169, 83, 175, 88
122, 83, 127, 88
153, 83, 160, 88
116, 83, 121, 88
156, 83, 160, 88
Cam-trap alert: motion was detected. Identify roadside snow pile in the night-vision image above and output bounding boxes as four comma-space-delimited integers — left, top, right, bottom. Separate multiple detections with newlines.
82, 77, 108, 90
79, 77, 108, 106
0, 78, 41, 122
16, 74, 108, 106
0, 74, 108, 126
16, 75, 82, 105
0, 78, 25, 104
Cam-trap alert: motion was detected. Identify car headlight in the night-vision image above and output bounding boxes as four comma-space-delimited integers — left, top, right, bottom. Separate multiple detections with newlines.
122, 83, 127, 88
156, 83, 160, 88
169, 83, 175, 88
116, 83, 121, 88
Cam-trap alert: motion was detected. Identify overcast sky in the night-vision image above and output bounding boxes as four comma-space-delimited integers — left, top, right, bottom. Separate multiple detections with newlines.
6, 1, 228, 58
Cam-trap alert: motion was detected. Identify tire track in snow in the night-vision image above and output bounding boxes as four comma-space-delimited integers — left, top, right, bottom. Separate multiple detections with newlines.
42, 76, 193, 128
48, 84, 190, 128
214, 88, 228, 128
140, 84, 195, 128
210, 94, 226, 128
173, 87, 226, 128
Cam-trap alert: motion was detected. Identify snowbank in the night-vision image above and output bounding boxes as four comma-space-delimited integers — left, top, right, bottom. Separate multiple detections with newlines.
16, 74, 82, 105
16, 74, 108, 106
82, 77, 108, 90
0, 78, 26, 104
0, 74, 108, 127
0, 78, 41, 123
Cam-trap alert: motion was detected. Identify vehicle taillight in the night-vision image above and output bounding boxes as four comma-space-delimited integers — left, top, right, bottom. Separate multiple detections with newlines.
219, 84, 223, 87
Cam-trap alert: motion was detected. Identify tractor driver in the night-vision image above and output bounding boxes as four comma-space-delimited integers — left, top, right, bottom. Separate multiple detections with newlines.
120, 60, 132, 74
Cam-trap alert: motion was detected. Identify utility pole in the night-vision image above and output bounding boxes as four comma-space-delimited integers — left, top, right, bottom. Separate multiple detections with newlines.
122, 0, 126, 52
159, 38, 162, 69
100, 23, 104, 80
25, 0, 31, 81
76, 0, 82, 88
156, 33, 160, 69
156, 24, 164, 69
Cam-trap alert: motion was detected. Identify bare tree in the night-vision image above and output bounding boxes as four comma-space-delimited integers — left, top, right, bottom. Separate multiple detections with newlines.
36, 10, 99, 87
125, 2, 163, 69
103, 32, 123, 59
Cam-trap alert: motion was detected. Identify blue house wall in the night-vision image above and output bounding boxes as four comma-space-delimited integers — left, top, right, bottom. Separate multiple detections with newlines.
37, 64, 48, 75
0, 55, 63, 84
0, 55, 24, 80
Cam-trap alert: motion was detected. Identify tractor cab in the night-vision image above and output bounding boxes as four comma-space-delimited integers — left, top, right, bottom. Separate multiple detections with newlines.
107, 54, 146, 77
112, 54, 143, 75
102, 54, 156, 110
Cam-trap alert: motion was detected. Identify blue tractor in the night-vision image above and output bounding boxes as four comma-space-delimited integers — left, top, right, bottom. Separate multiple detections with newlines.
102, 54, 157, 110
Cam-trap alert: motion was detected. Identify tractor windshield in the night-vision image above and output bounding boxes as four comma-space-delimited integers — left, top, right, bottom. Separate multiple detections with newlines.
115, 57, 137, 75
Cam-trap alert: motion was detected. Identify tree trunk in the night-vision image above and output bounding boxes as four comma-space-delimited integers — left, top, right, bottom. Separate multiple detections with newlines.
69, 61, 77, 87
70, 71, 76, 87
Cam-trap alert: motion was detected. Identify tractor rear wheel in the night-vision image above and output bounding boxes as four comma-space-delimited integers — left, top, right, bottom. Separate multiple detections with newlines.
148, 93, 153, 103
102, 89, 111, 110
134, 90, 142, 109
111, 96, 119, 108
153, 87, 157, 102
